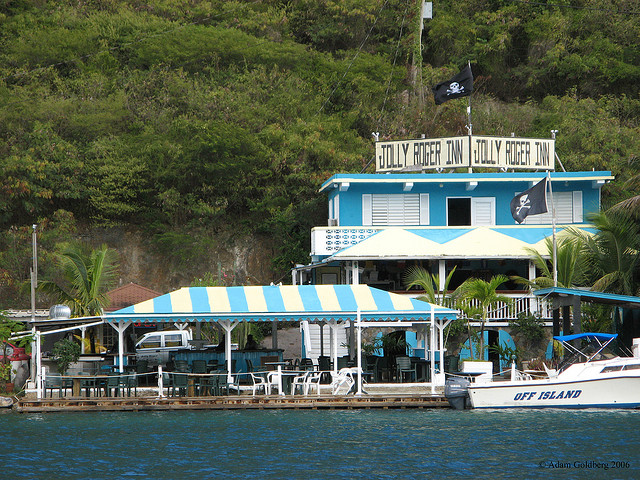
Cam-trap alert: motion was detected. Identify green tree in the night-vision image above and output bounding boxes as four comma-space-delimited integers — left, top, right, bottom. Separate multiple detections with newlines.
610, 173, 640, 220
454, 274, 512, 360
0, 312, 30, 383
404, 264, 457, 307
579, 211, 640, 296
512, 235, 587, 289
52, 338, 81, 375
38, 243, 118, 316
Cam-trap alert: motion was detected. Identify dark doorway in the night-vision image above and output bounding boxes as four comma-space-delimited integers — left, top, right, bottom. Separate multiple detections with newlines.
447, 198, 471, 226
487, 330, 500, 374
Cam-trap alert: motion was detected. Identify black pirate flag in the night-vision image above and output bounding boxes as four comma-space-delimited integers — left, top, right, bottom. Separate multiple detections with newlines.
510, 178, 548, 224
432, 64, 474, 105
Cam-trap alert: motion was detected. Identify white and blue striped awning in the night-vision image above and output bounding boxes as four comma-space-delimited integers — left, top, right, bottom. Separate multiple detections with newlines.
105, 285, 457, 323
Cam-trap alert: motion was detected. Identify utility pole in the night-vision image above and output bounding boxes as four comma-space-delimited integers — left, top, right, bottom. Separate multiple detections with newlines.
30, 224, 38, 384
412, 1, 432, 101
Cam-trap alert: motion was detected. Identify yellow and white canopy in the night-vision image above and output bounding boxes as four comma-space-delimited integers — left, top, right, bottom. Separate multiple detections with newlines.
105, 284, 458, 323
327, 226, 595, 260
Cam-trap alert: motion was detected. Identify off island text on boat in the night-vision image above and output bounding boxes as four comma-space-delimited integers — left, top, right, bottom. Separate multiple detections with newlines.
445, 333, 640, 410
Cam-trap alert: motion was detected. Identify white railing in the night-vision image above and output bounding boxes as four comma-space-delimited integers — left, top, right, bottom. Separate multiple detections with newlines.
311, 227, 381, 256
465, 293, 552, 321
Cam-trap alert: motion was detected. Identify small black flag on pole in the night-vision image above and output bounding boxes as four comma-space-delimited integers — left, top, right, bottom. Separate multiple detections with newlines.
432, 64, 474, 105
510, 178, 548, 224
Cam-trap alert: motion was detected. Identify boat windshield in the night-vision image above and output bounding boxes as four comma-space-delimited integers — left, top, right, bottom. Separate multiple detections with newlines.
553, 333, 618, 373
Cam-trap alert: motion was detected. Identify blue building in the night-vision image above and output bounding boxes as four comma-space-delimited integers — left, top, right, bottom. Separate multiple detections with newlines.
296, 170, 611, 299
292, 134, 614, 367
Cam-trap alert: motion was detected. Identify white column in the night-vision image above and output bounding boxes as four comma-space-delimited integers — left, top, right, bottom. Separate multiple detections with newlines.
117, 325, 125, 373
35, 331, 42, 399
356, 310, 363, 395
331, 320, 339, 374
439, 320, 445, 374
157, 365, 164, 397
438, 260, 446, 291
80, 327, 86, 354
109, 320, 132, 373
219, 320, 239, 384
529, 260, 539, 314
430, 307, 436, 394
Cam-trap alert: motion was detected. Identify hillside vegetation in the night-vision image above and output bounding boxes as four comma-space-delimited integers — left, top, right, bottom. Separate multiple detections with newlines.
1, 0, 639, 307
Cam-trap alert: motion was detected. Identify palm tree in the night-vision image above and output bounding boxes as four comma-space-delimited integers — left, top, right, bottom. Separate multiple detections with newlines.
38, 243, 118, 316
403, 265, 457, 307
454, 274, 512, 360
512, 235, 587, 290
610, 172, 640, 219
577, 211, 640, 296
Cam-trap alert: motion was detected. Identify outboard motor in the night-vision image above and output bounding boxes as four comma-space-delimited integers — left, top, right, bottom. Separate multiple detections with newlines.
444, 376, 471, 410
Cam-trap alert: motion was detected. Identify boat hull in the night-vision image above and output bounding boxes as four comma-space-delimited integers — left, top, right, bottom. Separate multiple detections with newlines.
468, 375, 640, 409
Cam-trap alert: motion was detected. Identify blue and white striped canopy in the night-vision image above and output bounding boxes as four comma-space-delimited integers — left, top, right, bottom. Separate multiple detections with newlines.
105, 285, 457, 323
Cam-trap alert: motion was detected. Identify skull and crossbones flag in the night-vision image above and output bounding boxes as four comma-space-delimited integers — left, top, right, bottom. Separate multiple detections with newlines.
432, 64, 474, 105
510, 177, 548, 223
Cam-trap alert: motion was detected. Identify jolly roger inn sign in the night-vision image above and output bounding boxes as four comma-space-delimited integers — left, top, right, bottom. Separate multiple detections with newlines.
376, 135, 555, 173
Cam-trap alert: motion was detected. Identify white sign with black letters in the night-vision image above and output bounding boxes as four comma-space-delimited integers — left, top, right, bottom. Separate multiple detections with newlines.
375, 135, 555, 172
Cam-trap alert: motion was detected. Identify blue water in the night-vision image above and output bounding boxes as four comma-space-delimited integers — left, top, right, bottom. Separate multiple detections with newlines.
3, 408, 640, 479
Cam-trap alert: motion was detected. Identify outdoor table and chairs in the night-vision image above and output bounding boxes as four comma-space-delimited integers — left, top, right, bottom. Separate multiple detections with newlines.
291, 370, 321, 395
264, 361, 298, 395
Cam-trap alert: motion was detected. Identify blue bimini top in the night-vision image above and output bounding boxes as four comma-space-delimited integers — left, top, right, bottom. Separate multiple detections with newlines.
553, 332, 617, 342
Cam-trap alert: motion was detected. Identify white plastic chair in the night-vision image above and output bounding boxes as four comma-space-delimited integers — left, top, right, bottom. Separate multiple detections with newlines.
292, 371, 309, 395
331, 368, 356, 395
305, 372, 321, 395
250, 373, 268, 396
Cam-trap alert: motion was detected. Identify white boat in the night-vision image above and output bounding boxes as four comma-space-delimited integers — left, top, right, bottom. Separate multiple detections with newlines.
445, 333, 640, 409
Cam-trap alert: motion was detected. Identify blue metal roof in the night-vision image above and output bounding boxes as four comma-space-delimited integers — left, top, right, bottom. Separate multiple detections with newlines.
105, 285, 458, 323
534, 287, 640, 309
319, 171, 613, 192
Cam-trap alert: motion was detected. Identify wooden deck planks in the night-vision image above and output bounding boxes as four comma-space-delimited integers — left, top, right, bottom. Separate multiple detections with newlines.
15, 394, 449, 413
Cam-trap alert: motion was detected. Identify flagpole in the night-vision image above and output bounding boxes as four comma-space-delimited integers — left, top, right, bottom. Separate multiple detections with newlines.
467, 61, 472, 172
547, 170, 557, 287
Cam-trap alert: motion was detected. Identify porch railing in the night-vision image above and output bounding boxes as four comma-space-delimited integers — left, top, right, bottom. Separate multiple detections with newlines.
465, 293, 552, 321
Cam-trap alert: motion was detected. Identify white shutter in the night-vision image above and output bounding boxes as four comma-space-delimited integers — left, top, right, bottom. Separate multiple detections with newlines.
371, 195, 388, 225
471, 197, 495, 225
362, 194, 372, 226
403, 195, 420, 224
420, 194, 430, 225
524, 191, 574, 224
370, 194, 421, 225
573, 191, 583, 223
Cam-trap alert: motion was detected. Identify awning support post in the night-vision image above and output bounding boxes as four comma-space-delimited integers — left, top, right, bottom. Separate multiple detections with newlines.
109, 320, 133, 373
329, 320, 339, 374
356, 309, 363, 395
430, 306, 436, 394
219, 319, 239, 384
35, 331, 42, 399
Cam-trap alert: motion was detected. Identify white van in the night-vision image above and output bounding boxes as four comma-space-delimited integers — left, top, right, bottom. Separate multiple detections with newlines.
135, 330, 193, 366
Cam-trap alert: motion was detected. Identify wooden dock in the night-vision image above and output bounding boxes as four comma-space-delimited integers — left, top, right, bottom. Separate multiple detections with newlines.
15, 394, 450, 413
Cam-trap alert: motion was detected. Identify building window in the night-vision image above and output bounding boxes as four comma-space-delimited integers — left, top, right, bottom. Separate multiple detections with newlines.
447, 197, 495, 226
362, 194, 429, 226
520, 191, 582, 224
